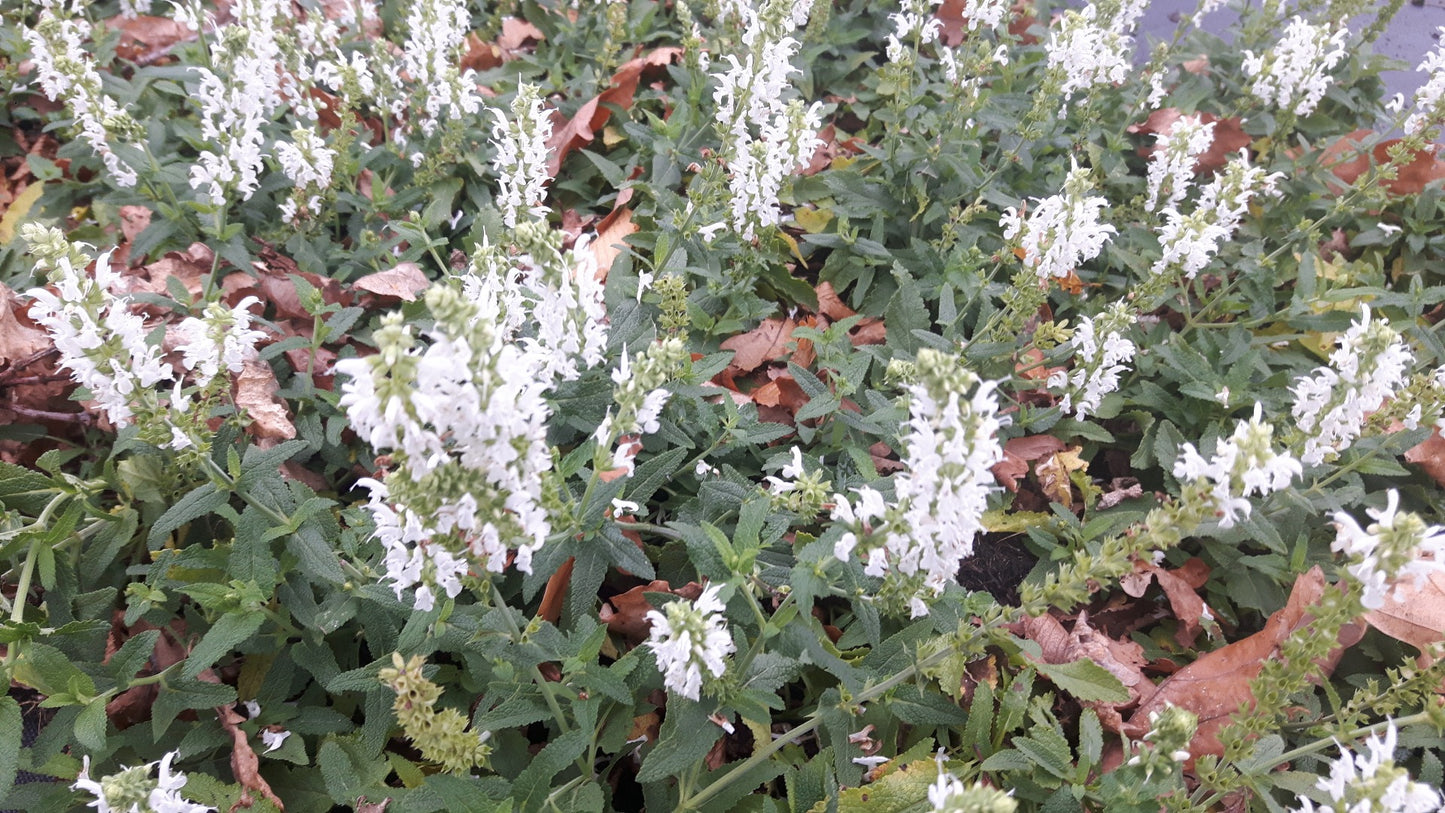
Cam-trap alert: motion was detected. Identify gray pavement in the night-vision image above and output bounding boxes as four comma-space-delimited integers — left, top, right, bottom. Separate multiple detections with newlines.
1134, 1, 1445, 104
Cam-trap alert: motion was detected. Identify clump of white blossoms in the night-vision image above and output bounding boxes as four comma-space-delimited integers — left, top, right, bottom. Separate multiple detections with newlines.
832, 349, 1006, 617
461, 222, 608, 387
1152, 149, 1283, 279
1291, 306, 1414, 467
1172, 404, 1301, 528
491, 83, 554, 228
1292, 723, 1444, 813
23, 225, 172, 429
596, 337, 690, 477
1332, 490, 1445, 610
1146, 115, 1215, 213
175, 296, 266, 388
1046, 0, 1147, 105
711, 0, 822, 240
387, 0, 482, 137
337, 285, 555, 611
72, 751, 214, 813
1001, 158, 1117, 284
1241, 16, 1348, 117
765, 446, 832, 515
644, 582, 736, 700
275, 127, 337, 223
1050, 301, 1135, 420
959, 0, 1010, 32
23, 12, 140, 187
1404, 28, 1445, 138
884, 0, 943, 68
189, 0, 294, 206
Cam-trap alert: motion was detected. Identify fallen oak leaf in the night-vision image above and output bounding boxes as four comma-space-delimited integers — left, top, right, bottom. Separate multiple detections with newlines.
991, 434, 1066, 492
589, 206, 636, 280
218, 704, 286, 812
1120, 557, 1212, 648
1035, 445, 1087, 506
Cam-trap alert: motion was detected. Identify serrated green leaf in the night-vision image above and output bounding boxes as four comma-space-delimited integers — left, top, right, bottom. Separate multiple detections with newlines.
1013, 726, 1074, 780
148, 483, 228, 548
152, 678, 236, 739
183, 611, 265, 679
0, 696, 20, 804
637, 698, 716, 783
72, 697, 108, 752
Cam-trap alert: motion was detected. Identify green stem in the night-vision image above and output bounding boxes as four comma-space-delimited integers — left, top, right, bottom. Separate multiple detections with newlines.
489, 582, 573, 738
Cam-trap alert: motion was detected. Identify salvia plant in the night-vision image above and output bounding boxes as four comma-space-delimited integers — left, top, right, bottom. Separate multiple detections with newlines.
5, 0, 1445, 810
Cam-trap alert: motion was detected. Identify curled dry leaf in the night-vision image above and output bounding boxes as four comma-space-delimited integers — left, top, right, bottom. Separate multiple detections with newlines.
991, 434, 1066, 492
119, 205, 152, 245
1020, 612, 1149, 732
218, 704, 286, 812
236, 359, 297, 446
112, 15, 195, 64
1035, 445, 1086, 506
0, 282, 49, 367
546, 47, 683, 177
1362, 570, 1445, 666
354, 262, 429, 302
589, 207, 636, 279
1119, 557, 1211, 647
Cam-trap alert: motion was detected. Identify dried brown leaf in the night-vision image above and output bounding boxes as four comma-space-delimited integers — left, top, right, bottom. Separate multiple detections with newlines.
1130, 109, 1252, 174
590, 207, 636, 279
1363, 570, 1445, 664
113, 15, 194, 64
1405, 427, 1445, 489
0, 283, 49, 366
600, 581, 704, 643
815, 281, 856, 321
1320, 132, 1445, 196
235, 359, 296, 445
119, 205, 152, 245
1125, 568, 1335, 760
721, 317, 797, 375
354, 263, 429, 301
1035, 445, 1086, 506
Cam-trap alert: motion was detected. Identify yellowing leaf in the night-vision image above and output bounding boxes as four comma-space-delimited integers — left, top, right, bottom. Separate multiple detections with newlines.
0, 182, 44, 245
1035, 445, 1086, 506
792, 206, 834, 234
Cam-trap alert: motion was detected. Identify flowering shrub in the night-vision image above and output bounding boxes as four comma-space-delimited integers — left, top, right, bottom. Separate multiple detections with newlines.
3, 0, 1445, 811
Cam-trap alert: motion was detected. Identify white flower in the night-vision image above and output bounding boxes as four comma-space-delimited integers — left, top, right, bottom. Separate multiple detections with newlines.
644, 583, 736, 700
1405, 29, 1445, 136
1291, 723, 1443, 813
176, 296, 265, 387
275, 128, 336, 221
1001, 158, 1116, 282
1241, 17, 1348, 117
1046, 2, 1142, 104
1292, 306, 1413, 467
392, 0, 482, 135
1053, 301, 1135, 420
832, 351, 1006, 617
491, 84, 554, 228
260, 728, 291, 754
1146, 115, 1215, 213
961, 0, 1010, 32
25, 235, 173, 428
1173, 405, 1301, 528
1333, 491, 1445, 610
73, 752, 214, 813
23, 13, 140, 187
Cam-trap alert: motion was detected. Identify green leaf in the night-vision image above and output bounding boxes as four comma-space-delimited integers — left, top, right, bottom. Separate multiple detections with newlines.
513, 727, 589, 812
72, 697, 108, 752
637, 698, 717, 783
828, 757, 940, 812
183, 611, 265, 679
12, 642, 93, 700
0, 696, 20, 804
1078, 707, 1103, 770
317, 738, 361, 805
0, 461, 55, 515
148, 483, 228, 548
1034, 658, 1130, 703
1013, 726, 1074, 780
152, 678, 236, 739
235, 440, 310, 489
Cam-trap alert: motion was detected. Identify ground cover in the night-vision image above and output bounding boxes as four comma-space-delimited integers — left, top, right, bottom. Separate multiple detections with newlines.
4, 0, 1445, 810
